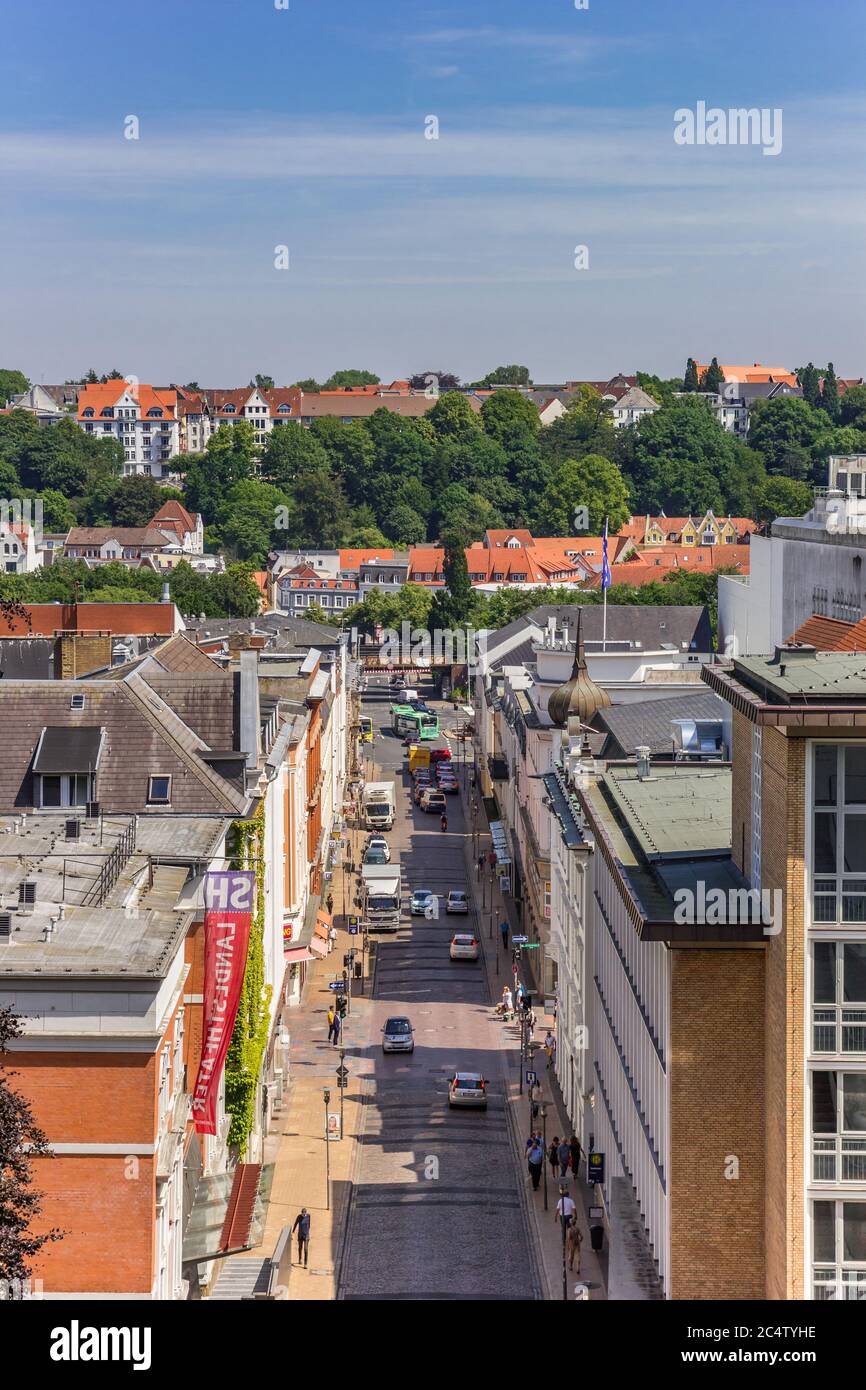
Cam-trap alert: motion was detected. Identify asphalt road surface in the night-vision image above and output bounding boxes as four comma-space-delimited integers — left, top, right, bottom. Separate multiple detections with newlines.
338, 675, 539, 1300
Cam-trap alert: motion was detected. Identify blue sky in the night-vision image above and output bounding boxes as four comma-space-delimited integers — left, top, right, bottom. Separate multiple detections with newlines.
2, 0, 865, 385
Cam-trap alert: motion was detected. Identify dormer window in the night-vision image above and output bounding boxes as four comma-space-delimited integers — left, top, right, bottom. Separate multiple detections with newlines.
224, 404, 236, 414
278, 404, 291, 413
82, 407, 94, 418
32, 726, 101, 808
147, 407, 163, 418
100, 407, 114, 418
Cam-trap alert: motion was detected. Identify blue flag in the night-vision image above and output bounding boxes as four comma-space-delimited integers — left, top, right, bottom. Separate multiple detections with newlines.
601, 517, 611, 591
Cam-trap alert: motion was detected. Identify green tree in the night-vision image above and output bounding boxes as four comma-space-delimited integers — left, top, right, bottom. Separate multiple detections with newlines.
754, 476, 813, 525
839, 385, 866, 431
534, 453, 630, 535
799, 362, 822, 408
476, 364, 532, 388
310, 418, 377, 505
682, 358, 700, 392
219, 480, 293, 564
381, 503, 426, 544
408, 371, 461, 392
251, 374, 274, 391
747, 396, 827, 479
702, 358, 724, 394
429, 532, 475, 632
288, 469, 350, 547
111, 474, 163, 528
0, 370, 29, 403
426, 391, 482, 442
480, 389, 540, 448
322, 369, 380, 389
36, 488, 76, 531
636, 373, 680, 407
616, 397, 737, 514
821, 363, 841, 422
540, 386, 615, 466
0, 1007, 62, 1282
291, 378, 322, 392
182, 423, 254, 519
260, 424, 329, 489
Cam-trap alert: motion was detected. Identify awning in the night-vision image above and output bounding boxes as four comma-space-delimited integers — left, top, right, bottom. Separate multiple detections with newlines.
284, 946, 315, 963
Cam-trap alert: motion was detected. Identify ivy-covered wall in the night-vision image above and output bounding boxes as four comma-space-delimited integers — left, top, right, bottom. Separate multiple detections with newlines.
225, 801, 273, 1156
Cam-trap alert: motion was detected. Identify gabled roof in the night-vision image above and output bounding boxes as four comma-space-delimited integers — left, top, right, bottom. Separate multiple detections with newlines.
77, 382, 177, 420
66, 526, 169, 548
151, 500, 198, 534
612, 386, 660, 412
788, 614, 866, 652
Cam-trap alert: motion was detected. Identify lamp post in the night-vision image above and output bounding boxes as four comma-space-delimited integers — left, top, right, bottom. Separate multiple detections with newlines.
559, 1181, 569, 1301
540, 1101, 549, 1211
323, 1088, 331, 1210
339, 1047, 345, 1138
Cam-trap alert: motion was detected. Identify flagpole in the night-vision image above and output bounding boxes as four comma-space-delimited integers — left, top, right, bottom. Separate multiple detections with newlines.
602, 515, 609, 652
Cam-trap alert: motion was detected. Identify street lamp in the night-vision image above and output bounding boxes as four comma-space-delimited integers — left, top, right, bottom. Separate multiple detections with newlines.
323, 1088, 331, 1210
540, 1101, 549, 1211
558, 1181, 569, 1301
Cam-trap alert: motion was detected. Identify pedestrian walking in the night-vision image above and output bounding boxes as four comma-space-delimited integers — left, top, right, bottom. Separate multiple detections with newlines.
548, 1135, 561, 1180
326, 1004, 336, 1043
326, 892, 334, 916
527, 1135, 544, 1191
332, 1012, 341, 1046
292, 1207, 311, 1267
500, 919, 509, 951
569, 1134, 582, 1182
557, 1137, 571, 1180
544, 1030, 556, 1068
555, 1190, 576, 1228
328, 923, 337, 954
567, 1222, 584, 1273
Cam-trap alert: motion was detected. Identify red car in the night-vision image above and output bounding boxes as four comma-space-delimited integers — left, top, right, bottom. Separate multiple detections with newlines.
429, 746, 452, 764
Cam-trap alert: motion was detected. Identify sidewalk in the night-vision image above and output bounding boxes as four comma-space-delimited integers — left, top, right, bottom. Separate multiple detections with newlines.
246, 810, 373, 1300
464, 785, 608, 1302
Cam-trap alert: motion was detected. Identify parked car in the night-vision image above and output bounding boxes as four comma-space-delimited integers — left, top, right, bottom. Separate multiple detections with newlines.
382, 1017, 415, 1053
412, 767, 432, 783
435, 764, 456, 781
363, 847, 388, 865
448, 1071, 487, 1109
411, 889, 435, 916
449, 933, 479, 960
446, 891, 469, 914
414, 782, 431, 805
438, 777, 458, 794
429, 746, 452, 764
421, 790, 447, 815
365, 836, 391, 862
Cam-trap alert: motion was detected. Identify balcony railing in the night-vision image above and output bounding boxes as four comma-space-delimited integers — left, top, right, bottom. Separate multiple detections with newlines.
812, 1136, 866, 1182
488, 755, 508, 781
813, 1267, 866, 1299
812, 1005, 866, 1054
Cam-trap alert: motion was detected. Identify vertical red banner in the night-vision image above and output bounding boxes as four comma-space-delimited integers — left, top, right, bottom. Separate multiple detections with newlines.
191, 870, 256, 1136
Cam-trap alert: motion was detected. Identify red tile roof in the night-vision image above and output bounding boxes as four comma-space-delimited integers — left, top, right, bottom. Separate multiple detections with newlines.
0, 603, 176, 638
78, 382, 177, 421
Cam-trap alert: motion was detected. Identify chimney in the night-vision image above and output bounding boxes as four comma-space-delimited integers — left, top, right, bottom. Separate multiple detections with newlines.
239, 646, 262, 770
161, 582, 170, 603
636, 746, 651, 781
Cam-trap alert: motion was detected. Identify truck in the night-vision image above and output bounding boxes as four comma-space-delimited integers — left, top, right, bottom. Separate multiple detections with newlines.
361, 862, 402, 931
362, 780, 396, 831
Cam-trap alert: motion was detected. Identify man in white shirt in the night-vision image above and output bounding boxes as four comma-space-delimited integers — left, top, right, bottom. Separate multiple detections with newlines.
555, 1192, 576, 1226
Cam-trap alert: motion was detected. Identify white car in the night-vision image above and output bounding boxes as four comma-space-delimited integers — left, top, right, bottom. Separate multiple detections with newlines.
446, 891, 469, 914
448, 1071, 488, 1109
366, 836, 391, 862
449, 933, 479, 961
382, 1017, 415, 1053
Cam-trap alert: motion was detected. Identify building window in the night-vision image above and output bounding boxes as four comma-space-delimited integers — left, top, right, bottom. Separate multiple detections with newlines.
39, 773, 90, 808
813, 745, 866, 924
812, 1200, 866, 1299
811, 1072, 866, 1181
813, 942, 866, 1053
148, 775, 172, 804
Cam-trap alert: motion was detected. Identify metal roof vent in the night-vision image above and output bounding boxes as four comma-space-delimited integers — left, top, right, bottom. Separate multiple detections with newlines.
0, 914, 11, 941
636, 746, 652, 781
19, 880, 36, 911
65, 818, 81, 841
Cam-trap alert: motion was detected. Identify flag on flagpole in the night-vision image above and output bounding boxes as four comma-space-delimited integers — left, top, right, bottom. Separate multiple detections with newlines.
601, 517, 611, 591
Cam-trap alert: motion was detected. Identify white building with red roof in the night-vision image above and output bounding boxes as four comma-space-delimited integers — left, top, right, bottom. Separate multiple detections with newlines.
78, 381, 181, 478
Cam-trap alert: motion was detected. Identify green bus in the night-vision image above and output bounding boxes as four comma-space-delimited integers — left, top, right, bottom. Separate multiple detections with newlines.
391, 704, 439, 740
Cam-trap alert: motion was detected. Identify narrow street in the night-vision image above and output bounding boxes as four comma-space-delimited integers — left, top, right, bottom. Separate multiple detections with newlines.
337, 676, 540, 1300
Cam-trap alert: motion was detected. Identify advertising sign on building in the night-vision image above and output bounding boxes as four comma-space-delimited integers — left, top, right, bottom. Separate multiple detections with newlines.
587, 1151, 606, 1187
191, 871, 255, 1136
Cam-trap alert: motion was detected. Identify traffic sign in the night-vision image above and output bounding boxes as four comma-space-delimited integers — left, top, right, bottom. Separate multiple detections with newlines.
336, 1065, 349, 1082
512, 935, 528, 944
336, 1077, 348, 1089
348, 922, 359, 935
525, 1070, 537, 1086
522, 942, 540, 950
328, 981, 344, 992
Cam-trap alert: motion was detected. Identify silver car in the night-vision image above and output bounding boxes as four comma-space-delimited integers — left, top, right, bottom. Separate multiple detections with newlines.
446, 891, 469, 914
449, 933, 479, 961
382, 1017, 415, 1053
448, 1071, 488, 1109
